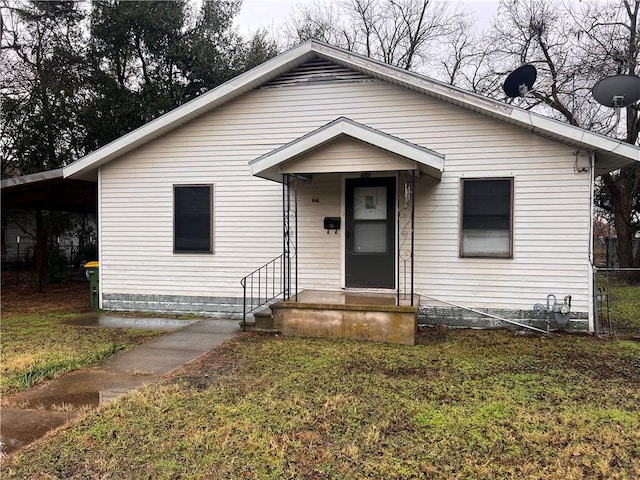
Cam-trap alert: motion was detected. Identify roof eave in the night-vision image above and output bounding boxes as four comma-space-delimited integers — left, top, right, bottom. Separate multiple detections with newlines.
63, 41, 319, 180
64, 38, 640, 179
1, 168, 64, 188
310, 43, 640, 174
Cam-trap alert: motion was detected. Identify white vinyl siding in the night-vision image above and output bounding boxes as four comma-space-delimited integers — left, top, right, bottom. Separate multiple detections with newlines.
99, 78, 591, 314
280, 136, 417, 174
295, 174, 342, 290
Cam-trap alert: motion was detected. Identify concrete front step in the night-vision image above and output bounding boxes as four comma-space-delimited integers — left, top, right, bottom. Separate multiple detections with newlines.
240, 322, 280, 333
271, 290, 419, 345
240, 306, 278, 332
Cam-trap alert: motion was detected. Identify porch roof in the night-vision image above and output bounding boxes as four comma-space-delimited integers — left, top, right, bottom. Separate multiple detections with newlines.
249, 117, 444, 183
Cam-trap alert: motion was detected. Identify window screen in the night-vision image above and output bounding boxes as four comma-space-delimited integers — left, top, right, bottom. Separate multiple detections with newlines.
174, 185, 212, 253
461, 178, 512, 257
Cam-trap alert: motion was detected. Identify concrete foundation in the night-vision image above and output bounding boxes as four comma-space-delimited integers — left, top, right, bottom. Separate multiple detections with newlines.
102, 293, 244, 318
418, 305, 589, 332
102, 292, 589, 332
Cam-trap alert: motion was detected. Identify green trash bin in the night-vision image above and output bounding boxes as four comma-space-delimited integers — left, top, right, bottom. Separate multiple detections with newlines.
84, 261, 100, 309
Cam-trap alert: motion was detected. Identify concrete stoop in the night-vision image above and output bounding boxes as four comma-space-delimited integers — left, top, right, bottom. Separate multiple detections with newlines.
240, 291, 419, 345
271, 290, 419, 345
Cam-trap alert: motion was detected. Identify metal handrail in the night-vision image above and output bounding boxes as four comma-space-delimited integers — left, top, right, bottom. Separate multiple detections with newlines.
240, 253, 286, 331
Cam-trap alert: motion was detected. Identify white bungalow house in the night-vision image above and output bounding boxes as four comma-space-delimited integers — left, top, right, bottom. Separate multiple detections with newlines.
60, 40, 640, 338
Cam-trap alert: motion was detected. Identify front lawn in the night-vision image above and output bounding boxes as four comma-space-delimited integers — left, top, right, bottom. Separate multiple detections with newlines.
4, 330, 639, 479
0, 283, 164, 398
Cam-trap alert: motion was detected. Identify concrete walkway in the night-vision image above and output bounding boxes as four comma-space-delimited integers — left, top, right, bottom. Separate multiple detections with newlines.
101, 318, 238, 376
1, 318, 239, 457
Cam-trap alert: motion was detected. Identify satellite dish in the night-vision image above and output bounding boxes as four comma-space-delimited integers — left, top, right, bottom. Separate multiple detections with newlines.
592, 74, 640, 108
503, 64, 537, 98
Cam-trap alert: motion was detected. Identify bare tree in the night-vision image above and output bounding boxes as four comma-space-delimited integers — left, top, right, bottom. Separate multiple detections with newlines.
284, 0, 461, 72
479, 0, 640, 267
435, 13, 501, 93
571, 0, 640, 266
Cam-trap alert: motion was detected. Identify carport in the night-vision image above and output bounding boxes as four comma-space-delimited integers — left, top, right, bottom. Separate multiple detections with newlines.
1, 168, 97, 292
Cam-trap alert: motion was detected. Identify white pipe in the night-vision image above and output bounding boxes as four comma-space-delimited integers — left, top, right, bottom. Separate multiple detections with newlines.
417, 292, 549, 335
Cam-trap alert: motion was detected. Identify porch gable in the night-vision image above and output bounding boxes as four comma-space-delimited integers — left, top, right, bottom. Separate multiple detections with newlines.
249, 117, 444, 182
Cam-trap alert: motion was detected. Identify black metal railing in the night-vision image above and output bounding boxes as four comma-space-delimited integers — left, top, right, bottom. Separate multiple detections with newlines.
240, 254, 286, 330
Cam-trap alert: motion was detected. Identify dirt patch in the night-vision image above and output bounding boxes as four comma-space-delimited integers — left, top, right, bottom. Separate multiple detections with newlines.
1, 281, 91, 318
172, 335, 252, 390
560, 349, 640, 384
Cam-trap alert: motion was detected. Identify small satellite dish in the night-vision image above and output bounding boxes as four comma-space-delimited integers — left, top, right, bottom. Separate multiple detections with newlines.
592, 74, 640, 108
503, 64, 537, 98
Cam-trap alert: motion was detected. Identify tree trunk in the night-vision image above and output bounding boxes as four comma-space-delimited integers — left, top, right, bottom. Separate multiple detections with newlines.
602, 171, 635, 267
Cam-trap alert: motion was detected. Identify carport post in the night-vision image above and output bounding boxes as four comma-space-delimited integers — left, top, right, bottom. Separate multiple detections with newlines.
35, 209, 43, 293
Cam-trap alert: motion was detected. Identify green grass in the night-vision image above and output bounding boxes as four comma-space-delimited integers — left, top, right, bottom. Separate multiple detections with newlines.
610, 282, 640, 333
0, 312, 163, 398
595, 273, 640, 335
4, 330, 639, 479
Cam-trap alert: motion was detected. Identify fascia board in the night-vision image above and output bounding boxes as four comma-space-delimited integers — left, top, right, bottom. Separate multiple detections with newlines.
529, 114, 584, 142
497, 105, 640, 167
506, 108, 534, 128
528, 114, 640, 163
506, 109, 640, 166
1, 168, 64, 188
604, 137, 640, 159
582, 133, 640, 166
64, 41, 316, 179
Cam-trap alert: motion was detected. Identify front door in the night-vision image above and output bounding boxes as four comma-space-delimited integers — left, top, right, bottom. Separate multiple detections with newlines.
345, 177, 395, 288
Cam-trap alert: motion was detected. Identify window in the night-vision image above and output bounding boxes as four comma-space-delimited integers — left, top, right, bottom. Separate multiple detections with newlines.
174, 185, 212, 253
353, 186, 389, 253
460, 178, 513, 258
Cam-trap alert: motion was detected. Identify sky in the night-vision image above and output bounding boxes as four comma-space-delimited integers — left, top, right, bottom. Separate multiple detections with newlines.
235, 0, 501, 38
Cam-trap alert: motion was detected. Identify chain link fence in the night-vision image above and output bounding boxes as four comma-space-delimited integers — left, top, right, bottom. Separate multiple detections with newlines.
594, 268, 640, 337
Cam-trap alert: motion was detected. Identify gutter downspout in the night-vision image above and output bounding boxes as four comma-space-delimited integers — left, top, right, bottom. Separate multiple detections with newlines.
97, 168, 103, 309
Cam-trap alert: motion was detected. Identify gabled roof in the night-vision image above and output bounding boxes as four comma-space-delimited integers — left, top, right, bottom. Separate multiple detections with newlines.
250, 117, 444, 182
63, 39, 640, 180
